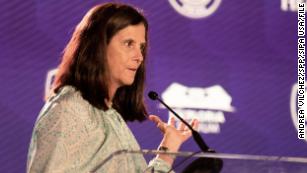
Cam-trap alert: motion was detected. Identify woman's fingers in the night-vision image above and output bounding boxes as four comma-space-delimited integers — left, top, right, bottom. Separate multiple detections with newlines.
168, 116, 176, 126
188, 119, 199, 130
191, 119, 199, 131
178, 121, 185, 131
149, 114, 199, 139
148, 115, 161, 124
182, 119, 199, 132
149, 115, 165, 132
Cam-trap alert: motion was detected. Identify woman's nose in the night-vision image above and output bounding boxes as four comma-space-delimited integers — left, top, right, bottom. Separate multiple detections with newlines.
134, 48, 143, 63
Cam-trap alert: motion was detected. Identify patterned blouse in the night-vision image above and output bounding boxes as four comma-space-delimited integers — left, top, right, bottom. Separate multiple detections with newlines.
27, 86, 172, 173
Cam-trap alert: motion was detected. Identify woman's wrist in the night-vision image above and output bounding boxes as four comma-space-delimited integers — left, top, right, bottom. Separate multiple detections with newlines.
156, 136, 181, 166
156, 147, 175, 166
160, 133, 181, 152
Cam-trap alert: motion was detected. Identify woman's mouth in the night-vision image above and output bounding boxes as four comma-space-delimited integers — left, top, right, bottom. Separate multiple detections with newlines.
127, 68, 137, 72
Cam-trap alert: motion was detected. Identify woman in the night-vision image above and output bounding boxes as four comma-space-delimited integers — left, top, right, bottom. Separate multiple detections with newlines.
27, 3, 198, 173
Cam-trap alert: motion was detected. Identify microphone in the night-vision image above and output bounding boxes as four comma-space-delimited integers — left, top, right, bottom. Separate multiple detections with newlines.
148, 91, 213, 153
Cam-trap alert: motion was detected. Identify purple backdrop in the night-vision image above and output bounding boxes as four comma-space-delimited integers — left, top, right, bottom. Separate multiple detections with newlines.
0, 0, 306, 172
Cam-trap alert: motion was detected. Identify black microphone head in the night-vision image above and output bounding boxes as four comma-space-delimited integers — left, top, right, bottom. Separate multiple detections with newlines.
148, 91, 158, 100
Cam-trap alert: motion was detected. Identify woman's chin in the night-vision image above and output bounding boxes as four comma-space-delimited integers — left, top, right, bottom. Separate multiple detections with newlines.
122, 79, 135, 86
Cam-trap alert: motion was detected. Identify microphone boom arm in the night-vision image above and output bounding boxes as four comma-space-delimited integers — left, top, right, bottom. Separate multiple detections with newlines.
149, 91, 212, 153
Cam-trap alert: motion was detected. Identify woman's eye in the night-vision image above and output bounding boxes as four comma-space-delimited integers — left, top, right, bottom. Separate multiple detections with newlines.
140, 44, 145, 52
124, 40, 133, 48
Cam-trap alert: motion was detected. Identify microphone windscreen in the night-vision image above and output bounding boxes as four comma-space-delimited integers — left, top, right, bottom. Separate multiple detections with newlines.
148, 91, 158, 100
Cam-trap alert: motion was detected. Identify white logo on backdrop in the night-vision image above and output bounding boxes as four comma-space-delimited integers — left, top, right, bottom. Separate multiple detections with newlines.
281, 0, 307, 12
161, 82, 235, 134
45, 68, 57, 98
168, 0, 222, 19
290, 83, 307, 142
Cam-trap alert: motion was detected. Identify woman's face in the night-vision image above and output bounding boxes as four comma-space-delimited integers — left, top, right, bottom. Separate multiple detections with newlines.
106, 23, 146, 89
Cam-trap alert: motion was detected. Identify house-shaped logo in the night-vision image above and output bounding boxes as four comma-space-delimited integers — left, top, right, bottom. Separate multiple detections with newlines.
161, 82, 235, 134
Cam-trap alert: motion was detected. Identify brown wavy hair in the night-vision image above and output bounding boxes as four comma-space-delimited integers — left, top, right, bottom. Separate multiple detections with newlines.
52, 3, 148, 122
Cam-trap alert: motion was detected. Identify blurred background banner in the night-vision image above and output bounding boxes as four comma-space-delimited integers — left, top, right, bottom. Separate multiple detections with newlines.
0, 0, 306, 172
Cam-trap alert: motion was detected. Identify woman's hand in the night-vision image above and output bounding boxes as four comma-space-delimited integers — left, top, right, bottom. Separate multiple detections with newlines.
148, 115, 199, 165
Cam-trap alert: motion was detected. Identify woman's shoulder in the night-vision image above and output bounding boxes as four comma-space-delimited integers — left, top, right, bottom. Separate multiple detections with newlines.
51, 85, 84, 103
38, 86, 93, 122
47, 86, 92, 110
36, 86, 101, 132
